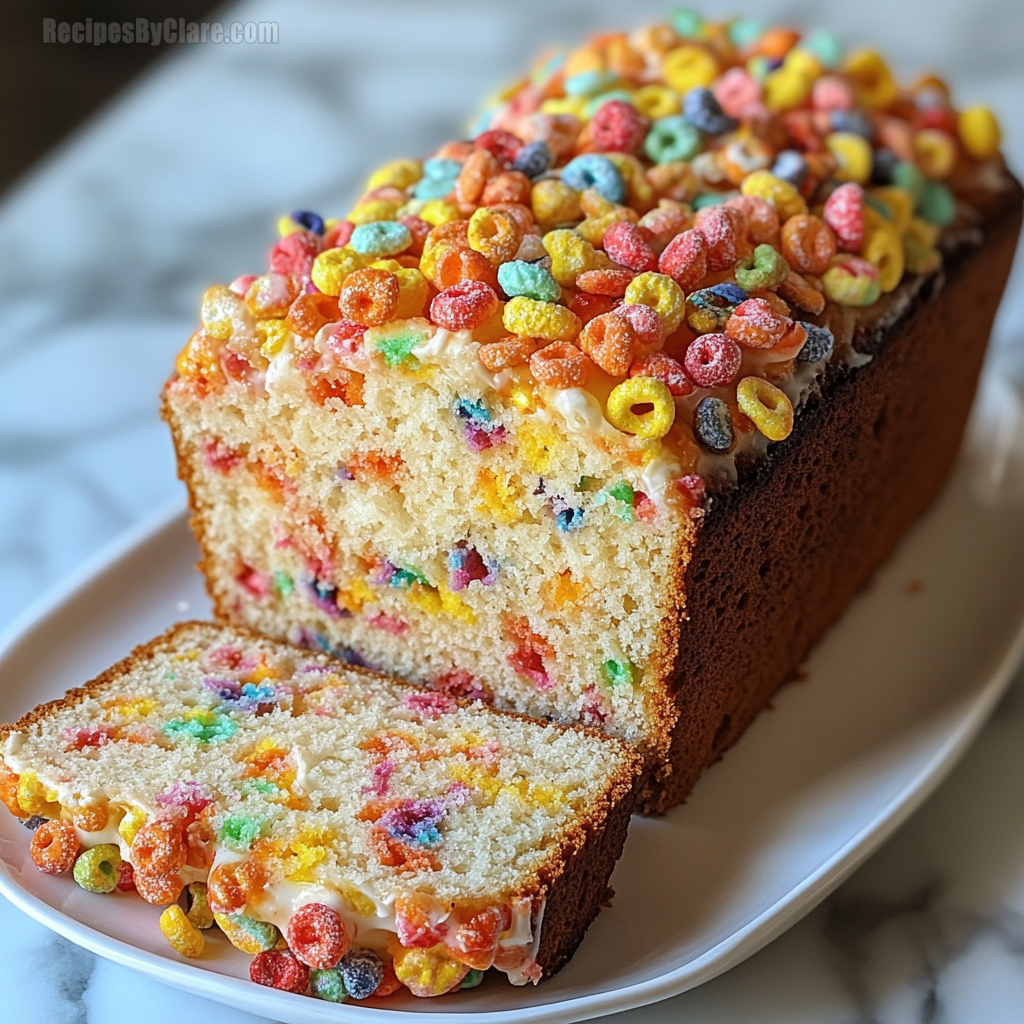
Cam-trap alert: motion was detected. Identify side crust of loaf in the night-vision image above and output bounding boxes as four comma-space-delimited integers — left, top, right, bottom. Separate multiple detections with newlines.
642, 178, 1024, 813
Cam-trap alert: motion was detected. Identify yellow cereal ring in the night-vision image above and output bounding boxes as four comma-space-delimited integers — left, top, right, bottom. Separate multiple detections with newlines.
542, 229, 597, 286
861, 226, 905, 292
605, 377, 675, 439
959, 106, 1002, 160
914, 129, 957, 180
311, 247, 369, 296
605, 153, 656, 210
276, 215, 304, 237
503, 295, 582, 342
394, 944, 469, 998
623, 272, 686, 333
367, 158, 423, 192
764, 69, 813, 112
532, 180, 583, 225
419, 199, 463, 226
825, 132, 873, 184
346, 199, 401, 225
782, 48, 823, 81
869, 186, 913, 234
633, 84, 681, 119
662, 45, 719, 93
736, 376, 794, 441
468, 208, 522, 266
256, 319, 291, 359
394, 268, 430, 318
540, 96, 588, 119
160, 905, 205, 959
740, 170, 808, 220
844, 50, 898, 110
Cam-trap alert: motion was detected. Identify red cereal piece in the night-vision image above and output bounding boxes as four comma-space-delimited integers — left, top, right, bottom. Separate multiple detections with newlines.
475, 129, 523, 165
677, 473, 707, 509
822, 183, 865, 253
286, 902, 351, 969
724, 298, 790, 350
629, 352, 693, 396
589, 100, 649, 154
658, 229, 709, 291
322, 221, 354, 250
132, 819, 187, 876
781, 214, 837, 275
430, 280, 499, 331
576, 268, 636, 296
568, 291, 618, 324
399, 215, 432, 257
116, 861, 136, 891
30, 820, 80, 875
579, 312, 638, 376
615, 302, 664, 350
724, 195, 780, 245
530, 341, 591, 388
694, 205, 746, 271
338, 268, 400, 326
268, 230, 320, 278
683, 333, 743, 386
602, 221, 658, 272
250, 950, 311, 995
395, 892, 449, 948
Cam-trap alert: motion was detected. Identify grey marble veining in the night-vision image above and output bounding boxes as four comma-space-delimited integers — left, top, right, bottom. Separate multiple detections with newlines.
1, 1, 1023, 1020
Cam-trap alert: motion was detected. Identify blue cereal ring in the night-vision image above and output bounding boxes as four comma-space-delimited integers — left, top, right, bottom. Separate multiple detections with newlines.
349, 220, 412, 256
413, 158, 462, 200
291, 210, 324, 235
694, 396, 734, 452
683, 88, 737, 135
497, 260, 561, 302
644, 115, 702, 164
771, 150, 808, 187
560, 154, 626, 204
512, 141, 553, 180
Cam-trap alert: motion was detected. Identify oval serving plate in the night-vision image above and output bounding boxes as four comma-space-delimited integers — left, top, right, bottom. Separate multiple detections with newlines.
2, 376, 1024, 1024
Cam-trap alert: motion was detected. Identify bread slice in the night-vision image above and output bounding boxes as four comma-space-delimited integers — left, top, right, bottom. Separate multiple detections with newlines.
0, 622, 640, 998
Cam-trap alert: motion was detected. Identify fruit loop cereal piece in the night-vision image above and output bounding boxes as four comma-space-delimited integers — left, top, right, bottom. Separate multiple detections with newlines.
734, 244, 790, 291
694, 205, 746, 272
116, 861, 136, 892
605, 377, 675, 439
73, 843, 122, 893
798, 322, 835, 363
662, 45, 719, 93
207, 861, 245, 912
590, 100, 649, 154
339, 950, 386, 999
245, 273, 297, 320
845, 49, 898, 110
476, 128, 524, 165
468, 208, 523, 266
216, 911, 282, 953
339, 268, 400, 326
959, 106, 1001, 160
561, 155, 627, 204
694, 396, 735, 452
186, 880, 215, 930
740, 170, 808, 220
826, 131, 873, 184
497, 261, 560, 302
160, 904, 205, 958
530, 341, 590, 387
862, 223, 905, 292
413, 158, 462, 200
822, 183, 865, 252
780, 214, 837, 275
250, 950, 311, 994
135, 868, 184, 905
602, 221, 658, 272
269, 231, 319, 278
724, 195, 780, 245
684, 333, 743, 387
431, 281, 499, 331
311, 247, 368, 296
350, 221, 412, 258
737, 376, 795, 441
615, 302, 664, 350
286, 902, 351, 969
918, 181, 957, 226
778, 270, 826, 314
725, 298, 790, 349
29, 819, 79, 874
633, 84, 681, 119
577, 268, 636, 296
512, 140, 554, 179
455, 149, 501, 204
543, 229, 597, 286
394, 944, 470, 997
288, 293, 340, 339
310, 967, 347, 1002
684, 87, 737, 135
462, 969, 485, 989
131, 818, 186, 876
771, 149, 809, 187
478, 335, 540, 372
531, 179, 583, 225
482, 171, 532, 206
658, 229, 708, 291
643, 115, 702, 166
579, 312, 639, 376
823, 254, 882, 306
504, 295, 582, 342
624, 272, 686, 333
629, 352, 693, 396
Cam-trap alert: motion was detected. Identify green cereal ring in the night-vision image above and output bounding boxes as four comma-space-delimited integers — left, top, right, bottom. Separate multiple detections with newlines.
734, 244, 790, 291
73, 843, 121, 893
310, 967, 348, 1002
644, 116, 702, 165
215, 911, 282, 954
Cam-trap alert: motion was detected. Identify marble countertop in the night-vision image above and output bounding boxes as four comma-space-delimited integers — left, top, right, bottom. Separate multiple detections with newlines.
1, 0, 1023, 1020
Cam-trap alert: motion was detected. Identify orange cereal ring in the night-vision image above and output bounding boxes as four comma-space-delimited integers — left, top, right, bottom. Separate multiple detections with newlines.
425, 219, 471, 252
430, 246, 499, 290
777, 269, 825, 314
287, 293, 341, 338
725, 297, 790, 350
70, 803, 110, 833
478, 335, 540, 372
207, 861, 246, 913
338, 268, 400, 326
135, 869, 185, 906
131, 819, 187, 876
0, 761, 26, 818
725, 195, 781, 245
576, 268, 636, 296
529, 341, 591, 388
489, 201, 536, 235
780, 214, 837, 276
455, 149, 501, 205
482, 171, 532, 206
30, 820, 80, 875
578, 312, 638, 377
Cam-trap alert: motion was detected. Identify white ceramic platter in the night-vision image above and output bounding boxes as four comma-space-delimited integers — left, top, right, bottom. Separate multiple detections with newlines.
2, 377, 1024, 1024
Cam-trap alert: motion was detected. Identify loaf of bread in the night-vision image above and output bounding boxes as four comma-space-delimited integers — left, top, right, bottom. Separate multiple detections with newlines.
161, 14, 1021, 810
0, 622, 640, 998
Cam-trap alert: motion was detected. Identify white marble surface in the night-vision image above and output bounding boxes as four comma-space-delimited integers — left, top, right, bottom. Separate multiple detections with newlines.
1, 0, 1023, 1020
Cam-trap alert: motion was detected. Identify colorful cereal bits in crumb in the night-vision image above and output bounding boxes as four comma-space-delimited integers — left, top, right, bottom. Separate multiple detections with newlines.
160, 904, 205, 958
